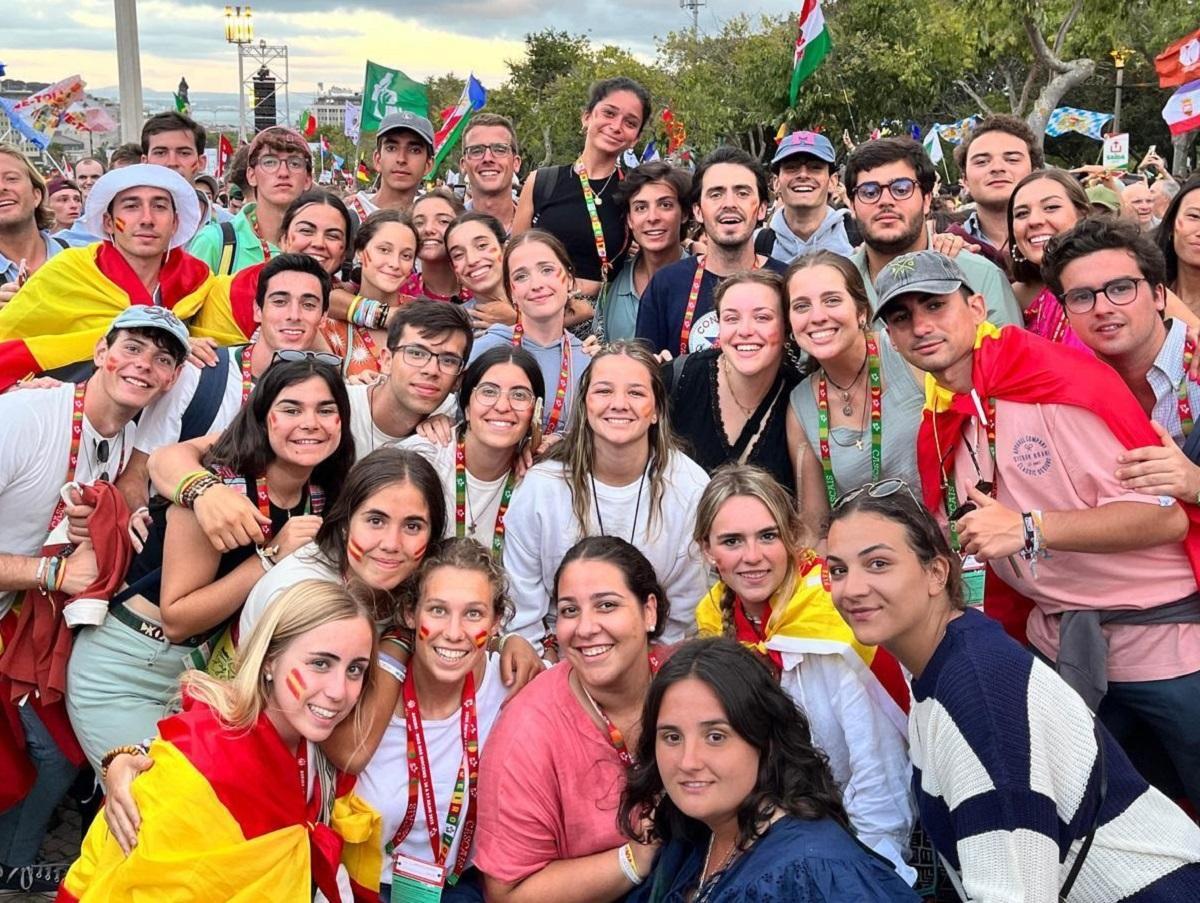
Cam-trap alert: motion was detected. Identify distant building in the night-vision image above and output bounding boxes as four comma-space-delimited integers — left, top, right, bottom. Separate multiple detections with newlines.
313, 83, 361, 130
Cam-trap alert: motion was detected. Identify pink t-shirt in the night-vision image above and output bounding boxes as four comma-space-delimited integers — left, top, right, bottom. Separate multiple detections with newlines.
473, 662, 627, 884
948, 398, 1200, 682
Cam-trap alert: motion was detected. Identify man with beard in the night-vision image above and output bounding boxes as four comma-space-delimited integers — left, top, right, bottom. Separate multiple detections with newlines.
461, 113, 521, 235
846, 137, 1021, 326
635, 146, 787, 355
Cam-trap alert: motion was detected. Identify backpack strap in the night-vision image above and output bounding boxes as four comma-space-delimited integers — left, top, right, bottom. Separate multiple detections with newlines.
51, 236, 70, 250
179, 346, 233, 441
216, 220, 238, 276
663, 351, 690, 395
754, 227, 777, 257
531, 165, 564, 221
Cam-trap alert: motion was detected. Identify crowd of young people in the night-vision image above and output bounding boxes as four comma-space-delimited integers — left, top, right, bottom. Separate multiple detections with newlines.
0, 77, 1198, 903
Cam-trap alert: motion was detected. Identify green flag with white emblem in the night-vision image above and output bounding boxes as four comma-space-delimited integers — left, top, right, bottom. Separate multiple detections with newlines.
360, 61, 429, 132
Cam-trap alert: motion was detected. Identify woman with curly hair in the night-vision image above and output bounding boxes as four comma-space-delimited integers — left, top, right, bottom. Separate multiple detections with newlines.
618, 637, 918, 901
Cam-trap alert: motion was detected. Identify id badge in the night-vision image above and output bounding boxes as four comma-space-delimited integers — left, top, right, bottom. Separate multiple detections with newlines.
961, 555, 986, 607
391, 854, 445, 903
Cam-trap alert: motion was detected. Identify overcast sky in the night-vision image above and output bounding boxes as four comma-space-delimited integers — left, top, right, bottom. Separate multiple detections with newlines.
4, 0, 799, 94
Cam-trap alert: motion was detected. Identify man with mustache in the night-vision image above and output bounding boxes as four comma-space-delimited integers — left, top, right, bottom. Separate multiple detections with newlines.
635, 146, 787, 355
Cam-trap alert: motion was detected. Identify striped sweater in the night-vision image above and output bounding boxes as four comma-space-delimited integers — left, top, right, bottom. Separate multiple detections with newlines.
909, 609, 1200, 902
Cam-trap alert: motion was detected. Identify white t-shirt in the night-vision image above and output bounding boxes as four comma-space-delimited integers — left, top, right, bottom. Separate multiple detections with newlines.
398, 436, 511, 549
0, 383, 135, 617
134, 353, 246, 453
356, 654, 508, 886
502, 453, 711, 647
238, 542, 340, 641
348, 383, 458, 462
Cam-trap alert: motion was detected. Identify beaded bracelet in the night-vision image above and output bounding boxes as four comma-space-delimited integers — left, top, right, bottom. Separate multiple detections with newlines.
179, 473, 221, 509
173, 469, 212, 506
100, 743, 150, 782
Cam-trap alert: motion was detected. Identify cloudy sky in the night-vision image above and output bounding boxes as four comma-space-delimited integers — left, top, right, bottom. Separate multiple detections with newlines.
4, 0, 799, 95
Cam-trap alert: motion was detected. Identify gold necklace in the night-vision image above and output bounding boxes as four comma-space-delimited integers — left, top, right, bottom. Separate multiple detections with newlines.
721, 355, 759, 418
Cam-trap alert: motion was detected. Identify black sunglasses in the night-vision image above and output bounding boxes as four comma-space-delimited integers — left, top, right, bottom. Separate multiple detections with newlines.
270, 350, 342, 368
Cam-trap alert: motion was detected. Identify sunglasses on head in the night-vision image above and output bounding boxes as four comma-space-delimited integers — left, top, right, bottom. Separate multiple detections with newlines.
832, 478, 922, 510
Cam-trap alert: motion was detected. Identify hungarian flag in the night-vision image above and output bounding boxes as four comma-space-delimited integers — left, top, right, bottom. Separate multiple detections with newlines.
695, 552, 911, 730
0, 244, 234, 392
302, 110, 317, 138
789, 0, 831, 106
432, 74, 487, 173
57, 698, 383, 903
1163, 79, 1200, 137
1156, 27, 1200, 88
217, 134, 234, 177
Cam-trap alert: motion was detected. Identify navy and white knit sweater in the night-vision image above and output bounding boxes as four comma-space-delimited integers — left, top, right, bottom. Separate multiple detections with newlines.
909, 609, 1200, 902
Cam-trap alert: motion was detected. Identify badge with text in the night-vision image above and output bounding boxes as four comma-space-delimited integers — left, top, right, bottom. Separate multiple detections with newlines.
391, 853, 445, 902
961, 554, 987, 607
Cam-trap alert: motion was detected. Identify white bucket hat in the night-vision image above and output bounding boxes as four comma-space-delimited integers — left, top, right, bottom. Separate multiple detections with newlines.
82, 163, 202, 250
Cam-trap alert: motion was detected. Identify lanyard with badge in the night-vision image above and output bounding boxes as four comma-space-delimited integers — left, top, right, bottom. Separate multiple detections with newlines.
511, 320, 571, 434
1179, 338, 1195, 437
388, 668, 479, 901
933, 390, 996, 607
816, 335, 882, 506
574, 158, 615, 288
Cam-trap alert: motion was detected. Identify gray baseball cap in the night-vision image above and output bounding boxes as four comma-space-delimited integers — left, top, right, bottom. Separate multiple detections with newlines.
874, 251, 968, 321
377, 111, 435, 150
109, 306, 190, 359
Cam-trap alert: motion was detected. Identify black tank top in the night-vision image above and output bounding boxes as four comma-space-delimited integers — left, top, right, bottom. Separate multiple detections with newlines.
531, 164, 629, 282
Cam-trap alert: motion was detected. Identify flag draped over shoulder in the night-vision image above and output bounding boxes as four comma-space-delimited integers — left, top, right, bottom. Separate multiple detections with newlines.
695, 553, 909, 728
789, 0, 831, 106
0, 244, 233, 391
432, 75, 487, 173
57, 699, 382, 903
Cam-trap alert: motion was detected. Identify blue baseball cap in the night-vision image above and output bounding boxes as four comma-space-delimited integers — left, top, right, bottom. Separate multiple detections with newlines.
771, 131, 837, 171
108, 306, 190, 358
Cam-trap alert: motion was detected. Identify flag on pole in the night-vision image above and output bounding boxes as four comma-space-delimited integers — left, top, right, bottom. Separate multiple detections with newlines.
302, 111, 317, 138
1045, 106, 1113, 140
174, 92, 190, 116
332, 154, 345, 171
0, 74, 86, 150
929, 116, 978, 145
360, 61, 429, 132
923, 128, 944, 165
356, 155, 372, 184
789, 0, 831, 106
343, 104, 361, 143
432, 74, 487, 173
1163, 79, 1200, 136
622, 149, 640, 169
1156, 28, 1200, 88
217, 134, 234, 177
641, 140, 660, 163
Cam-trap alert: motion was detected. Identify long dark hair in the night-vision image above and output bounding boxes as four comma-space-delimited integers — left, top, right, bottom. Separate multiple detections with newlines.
313, 447, 445, 580
619, 637, 849, 850
1005, 169, 1090, 284
552, 536, 669, 641
456, 345, 546, 430
203, 358, 355, 504
1156, 175, 1200, 288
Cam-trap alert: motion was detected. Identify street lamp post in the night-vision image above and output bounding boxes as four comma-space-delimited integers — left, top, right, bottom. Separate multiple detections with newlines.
224, 5, 254, 142
1110, 47, 1134, 135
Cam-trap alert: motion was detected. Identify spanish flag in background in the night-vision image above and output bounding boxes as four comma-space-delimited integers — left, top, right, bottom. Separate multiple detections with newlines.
0, 243, 240, 391
57, 698, 382, 902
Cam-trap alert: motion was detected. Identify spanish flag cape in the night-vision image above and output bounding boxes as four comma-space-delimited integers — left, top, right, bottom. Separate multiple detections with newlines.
695, 551, 909, 731
0, 242, 240, 391
189, 261, 262, 341
917, 323, 1200, 641
57, 697, 381, 903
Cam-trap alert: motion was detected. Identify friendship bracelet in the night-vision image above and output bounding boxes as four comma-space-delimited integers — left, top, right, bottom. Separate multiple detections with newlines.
380, 633, 414, 657
179, 473, 221, 509
173, 469, 212, 506
618, 843, 644, 885
35, 556, 49, 592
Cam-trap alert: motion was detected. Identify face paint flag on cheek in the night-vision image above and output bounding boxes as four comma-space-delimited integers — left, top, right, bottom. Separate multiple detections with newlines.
347, 537, 366, 562
418, 625, 431, 640
473, 630, 489, 650
285, 668, 308, 700
114, 217, 127, 233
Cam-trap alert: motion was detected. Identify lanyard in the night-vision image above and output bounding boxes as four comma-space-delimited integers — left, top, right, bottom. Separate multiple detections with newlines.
389, 669, 479, 881
454, 435, 517, 557
936, 396, 996, 552
239, 344, 255, 404
574, 157, 612, 284
48, 382, 88, 532
816, 334, 882, 506
511, 321, 571, 434
246, 207, 273, 261
576, 650, 663, 767
679, 258, 706, 355
1180, 338, 1195, 438
253, 478, 324, 541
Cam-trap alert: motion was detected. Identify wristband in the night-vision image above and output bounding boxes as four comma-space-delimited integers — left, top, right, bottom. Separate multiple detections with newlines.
35, 556, 49, 592
618, 843, 644, 885
380, 633, 414, 657
376, 651, 407, 682
256, 544, 280, 571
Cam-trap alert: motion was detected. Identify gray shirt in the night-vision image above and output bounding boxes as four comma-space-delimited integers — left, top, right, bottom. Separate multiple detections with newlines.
790, 333, 925, 501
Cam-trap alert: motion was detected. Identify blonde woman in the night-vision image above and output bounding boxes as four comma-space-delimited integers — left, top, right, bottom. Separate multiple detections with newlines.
60, 580, 381, 902
692, 465, 915, 881
502, 341, 709, 653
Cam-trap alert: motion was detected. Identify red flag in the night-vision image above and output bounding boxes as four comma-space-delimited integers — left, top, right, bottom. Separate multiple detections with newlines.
303, 111, 317, 138
1156, 27, 1200, 88
216, 134, 234, 177
320, 134, 331, 153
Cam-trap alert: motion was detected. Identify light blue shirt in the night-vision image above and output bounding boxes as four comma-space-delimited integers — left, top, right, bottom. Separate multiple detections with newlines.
0, 231, 67, 284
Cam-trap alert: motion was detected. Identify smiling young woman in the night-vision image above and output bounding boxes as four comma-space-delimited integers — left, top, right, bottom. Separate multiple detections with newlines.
404, 189, 467, 302
784, 251, 925, 535
618, 637, 919, 902
445, 212, 517, 333
824, 483, 1200, 902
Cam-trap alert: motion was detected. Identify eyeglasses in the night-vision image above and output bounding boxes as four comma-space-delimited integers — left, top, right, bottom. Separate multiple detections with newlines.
474, 383, 535, 411
832, 478, 921, 511
1060, 277, 1147, 314
256, 155, 309, 173
392, 343, 465, 374
271, 350, 342, 367
463, 143, 513, 160
851, 177, 917, 204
